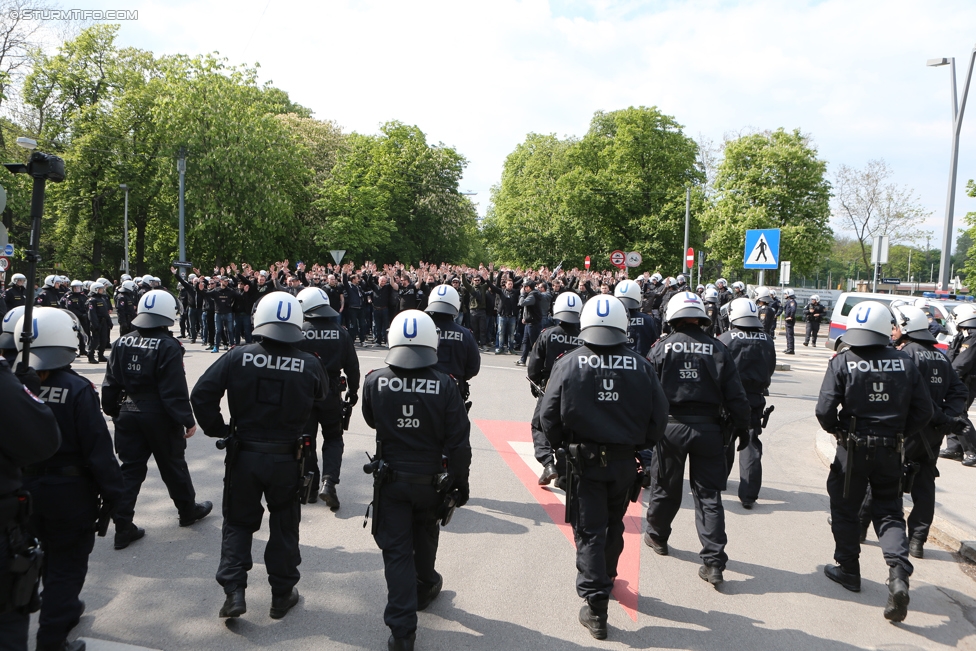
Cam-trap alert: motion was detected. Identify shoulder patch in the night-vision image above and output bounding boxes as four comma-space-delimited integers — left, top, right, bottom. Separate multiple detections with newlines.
24, 385, 43, 403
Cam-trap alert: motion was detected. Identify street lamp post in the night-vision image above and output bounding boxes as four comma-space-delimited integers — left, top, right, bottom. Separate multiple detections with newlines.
928, 48, 976, 293
177, 147, 186, 274
119, 183, 129, 275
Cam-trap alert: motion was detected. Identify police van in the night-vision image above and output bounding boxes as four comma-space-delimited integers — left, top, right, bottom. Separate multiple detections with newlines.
826, 292, 960, 351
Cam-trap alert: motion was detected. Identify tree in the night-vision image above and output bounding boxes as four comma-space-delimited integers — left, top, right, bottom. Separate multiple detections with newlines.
960, 180, 976, 282
700, 128, 832, 278
832, 159, 931, 273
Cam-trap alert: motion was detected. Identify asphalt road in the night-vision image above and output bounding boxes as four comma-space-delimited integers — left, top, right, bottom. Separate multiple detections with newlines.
42, 338, 976, 651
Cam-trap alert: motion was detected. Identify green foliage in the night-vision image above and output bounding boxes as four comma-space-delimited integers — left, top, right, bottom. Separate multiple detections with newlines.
485, 107, 703, 273
962, 180, 976, 282
700, 128, 832, 279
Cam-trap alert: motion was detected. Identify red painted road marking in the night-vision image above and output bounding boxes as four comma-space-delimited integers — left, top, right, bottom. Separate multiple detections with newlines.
476, 419, 643, 621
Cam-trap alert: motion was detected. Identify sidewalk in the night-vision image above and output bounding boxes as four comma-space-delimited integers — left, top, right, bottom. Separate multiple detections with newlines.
813, 424, 976, 563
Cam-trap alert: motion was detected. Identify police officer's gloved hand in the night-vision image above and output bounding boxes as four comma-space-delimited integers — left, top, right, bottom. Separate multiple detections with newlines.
346, 393, 358, 407
15, 366, 42, 395
734, 428, 750, 451
951, 415, 970, 434
454, 482, 470, 508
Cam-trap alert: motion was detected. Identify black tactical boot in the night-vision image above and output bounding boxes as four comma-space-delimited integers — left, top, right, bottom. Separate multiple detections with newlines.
179, 501, 213, 526
698, 564, 724, 586
884, 565, 910, 622
643, 532, 668, 556
824, 564, 861, 592
113, 521, 145, 550
388, 633, 415, 651
909, 538, 925, 559
417, 573, 443, 611
537, 463, 558, 486
219, 588, 246, 618
269, 587, 299, 619
319, 477, 340, 511
37, 641, 87, 651
579, 596, 609, 639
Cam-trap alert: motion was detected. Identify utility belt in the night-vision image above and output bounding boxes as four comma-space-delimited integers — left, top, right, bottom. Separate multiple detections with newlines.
668, 415, 720, 425
384, 468, 453, 491
237, 440, 300, 455
851, 435, 900, 449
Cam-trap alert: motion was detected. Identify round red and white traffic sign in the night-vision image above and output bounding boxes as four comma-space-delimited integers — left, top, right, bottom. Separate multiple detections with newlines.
686, 247, 694, 269
584, 255, 591, 269
610, 250, 625, 267
0, 257, 8, 272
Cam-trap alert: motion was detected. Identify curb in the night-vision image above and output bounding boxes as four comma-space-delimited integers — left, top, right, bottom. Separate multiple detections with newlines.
814, 428, 976, 563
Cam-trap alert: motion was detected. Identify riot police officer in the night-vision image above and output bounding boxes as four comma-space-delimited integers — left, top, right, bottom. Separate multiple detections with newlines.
102, 290, 212, 550
816, 301, 933, 622
943, 305, 976, 466
615, 279, 659, 356
3, 273, 28, 313
716, 278, 733, 308
1, 306, 25, 365
424, 284, 480, 410
527, 291, 583, 485
719, 298, 776, 508
15, 308, 124, 651
539, 296, 667, 640
191, 293, 326, 620
858, 304, 968, 557
702, 287, 723, 337
86, 282, 112, 363
0, 357, 60, 651
645, 291, 749, 586
295, 287, 360, 510
115, 280, 138, 336
60, 281, 90, 359
35, 276, 60, 308
755, 287, 776, 336
362, 309, 471, 651
644, 273, 667, 319
782, 288, 797, 354
803, 294, 826, 347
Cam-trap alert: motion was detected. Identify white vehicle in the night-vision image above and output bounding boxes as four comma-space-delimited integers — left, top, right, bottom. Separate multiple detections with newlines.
826, 292, 960, 351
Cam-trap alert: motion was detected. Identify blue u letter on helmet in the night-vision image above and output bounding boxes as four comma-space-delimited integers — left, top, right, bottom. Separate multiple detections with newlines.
276, 301, 292, 321
597, 300, 610, 317
855, 307, 870, 324
145, 294, 156, 309
403, 318, 417, 338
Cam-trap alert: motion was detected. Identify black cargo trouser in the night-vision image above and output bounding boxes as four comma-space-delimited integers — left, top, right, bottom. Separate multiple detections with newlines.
827, 441, 911, 575
785, 319, 795, 350
725, 394, 765, 503
113, 410, 197, 524
647, 420, 728, 569
0, 533, 29, 651
25, 477, 96, 650
373, 480, 441, 639
217, 450, 301, 595
573, 458, 633, 601
530, 397, 555, 467
804, 320, 820, 345
303, 394, 344, 487
944, 391, 976, 455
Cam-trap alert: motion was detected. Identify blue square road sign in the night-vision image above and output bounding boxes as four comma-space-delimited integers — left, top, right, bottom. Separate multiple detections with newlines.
743, 229, 780, 270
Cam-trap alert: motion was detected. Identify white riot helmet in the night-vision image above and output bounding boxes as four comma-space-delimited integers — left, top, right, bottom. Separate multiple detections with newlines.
613, 279, 642, 310
703, 287, 720, 303
784, 288, 795, 297
732, 281, 746, 293
96, 277, 110, 287
70, 280, 83, 290
121, 274, 132, 282
676, 274, 687, 285
252, 293, 304, 342
132, 290, 180, 328
729, 297, 762, 328
89, 281, 104, 294
11, 273, 26, 285
579, 295, 629, 346
843, 301, 894, 347
552, 291, 583, 323
696, 284, 705, 292
386, 309, 439, 369
754, 286, 771, 303
665, 276, 675, 287
810, 294, 820, 302
121, 280, 138, 293
425, 283, 461, 317
43, 275, 56, 289
14, 307, 84, 370
0, 305, 26, 349
716, 278, 728, 289
666, 291, 710, 326
296, 286, 339, 318
952, 304, 976, 329
891, 304, 936, 343
650, 273, 663, 284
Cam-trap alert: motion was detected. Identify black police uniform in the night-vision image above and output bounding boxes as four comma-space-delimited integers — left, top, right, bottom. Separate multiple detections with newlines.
859, 336, 968, 547
24, 368, 124, 651
626, 308, 660, 357
102, 327, 203, 534
783, 296, 797, 353
646, 324, 750, 572
297, 316, 361, 503
60, 291, 90, 357
115, 291, 137, 336
429, 312, 481, 405
539, 342, 667, 615
945, 329, 976, 460
86, 292, 112, 362
757, 301, 776, 336
35, 287, 59, 308
703, 300, 722, 337
527, 321, 582, 469
190, 340, 326, 605
0, 359, 61, 650
718, 325, 776, 506
815, 344, 933, 580
804, 301, 826, 346
3, 285, 27, 313
362, 364, 471, 643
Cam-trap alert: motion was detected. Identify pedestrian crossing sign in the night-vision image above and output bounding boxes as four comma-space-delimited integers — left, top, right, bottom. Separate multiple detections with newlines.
743, 229, 780, 269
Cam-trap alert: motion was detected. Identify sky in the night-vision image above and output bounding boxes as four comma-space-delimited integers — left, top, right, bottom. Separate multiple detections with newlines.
21, 0, 976, 251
